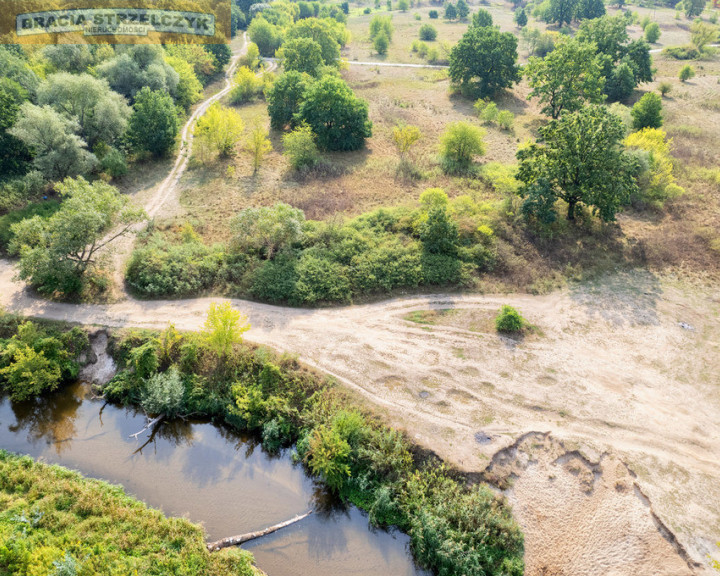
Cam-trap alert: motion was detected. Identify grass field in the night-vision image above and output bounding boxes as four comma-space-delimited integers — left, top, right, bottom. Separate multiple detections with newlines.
168, 0, 719, 294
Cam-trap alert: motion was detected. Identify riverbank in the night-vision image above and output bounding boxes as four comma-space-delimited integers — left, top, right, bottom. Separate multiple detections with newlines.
0, 450, 260, 576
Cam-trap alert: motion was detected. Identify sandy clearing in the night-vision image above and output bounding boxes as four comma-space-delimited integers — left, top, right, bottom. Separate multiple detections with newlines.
1, 261, 718, 574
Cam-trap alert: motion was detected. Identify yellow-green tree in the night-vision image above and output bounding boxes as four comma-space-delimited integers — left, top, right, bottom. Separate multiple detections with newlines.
203, 302, 250, 357
248, 124, 272, 174
195, 103, 244, 159
392, 123, 421, 164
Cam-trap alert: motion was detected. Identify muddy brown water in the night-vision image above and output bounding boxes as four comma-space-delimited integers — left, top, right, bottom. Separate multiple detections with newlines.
0, 382, 428, 576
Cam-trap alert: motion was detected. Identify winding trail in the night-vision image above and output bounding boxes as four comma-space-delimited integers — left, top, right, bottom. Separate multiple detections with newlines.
1, 39, 719, 575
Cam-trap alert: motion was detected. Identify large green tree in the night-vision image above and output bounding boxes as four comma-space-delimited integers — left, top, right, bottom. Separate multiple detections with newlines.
449, 26, 520, 98
9, 103, 97, 180
97, 45, 179, 101
0, 79, 32, 179
127, 87, 179, 157
547, 0, 578, 26
576, 0, 606, 20
280, 37, 324, 76
516, 105, 637, 222
286, 18, 343, 65
267, 71, 312, 131
37, 73, 131, 148
10, 177, 145, 295
524, 38, 606, 119
297, 76, 372, 151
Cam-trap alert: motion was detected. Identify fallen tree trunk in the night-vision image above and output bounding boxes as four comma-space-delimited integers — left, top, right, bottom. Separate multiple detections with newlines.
207, 510, 313, 552
129, 414, 164, 439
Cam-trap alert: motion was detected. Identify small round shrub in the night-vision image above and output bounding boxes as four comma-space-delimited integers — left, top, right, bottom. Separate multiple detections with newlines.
495, 305, 525, 333
429, 9, 439, 18
364, 7, 371, 13
644, 22, 661, 43
419, 24, 437, 40
679, 64, 695, 82
658, 81, 672, 97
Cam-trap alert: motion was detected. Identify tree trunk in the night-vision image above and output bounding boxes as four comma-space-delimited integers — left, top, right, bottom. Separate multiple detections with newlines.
567, 199, 576, 221
206, 510, 313, 552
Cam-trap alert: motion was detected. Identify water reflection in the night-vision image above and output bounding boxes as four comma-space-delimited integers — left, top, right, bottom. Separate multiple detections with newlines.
0, 383, 428, 576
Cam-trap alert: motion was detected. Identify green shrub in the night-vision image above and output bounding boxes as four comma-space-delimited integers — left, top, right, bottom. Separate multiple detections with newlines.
419, 24, 437, 40
0, 320, 88, 401
294, 252, 352, 303
497, 109, 515, 130
658, 81, 672, 97
439, 121, 486, 175
631, 92, 663, 130
644, 22, 661, 43
374, 31, 390, 54
679, 64, 696, 82
429, 9, 438, 18
663, 45, 700, 59
141, 367, 185, 417
126, 238, 225, 297
99, 148, 128, 179
0, 200, 60, 253
495, 305, 526, 333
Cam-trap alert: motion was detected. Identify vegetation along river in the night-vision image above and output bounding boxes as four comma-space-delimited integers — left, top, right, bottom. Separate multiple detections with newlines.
0, 380, 429, 576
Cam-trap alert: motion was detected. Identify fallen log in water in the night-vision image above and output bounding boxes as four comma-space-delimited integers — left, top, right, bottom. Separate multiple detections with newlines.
129, 414, 165, 439
206, 510, 313, 552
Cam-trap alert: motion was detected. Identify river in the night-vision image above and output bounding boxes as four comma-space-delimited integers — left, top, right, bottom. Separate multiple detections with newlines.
0, 381, 428, 576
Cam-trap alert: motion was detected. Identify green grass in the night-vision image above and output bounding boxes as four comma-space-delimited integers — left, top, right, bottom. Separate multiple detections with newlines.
0, 450, 259, 576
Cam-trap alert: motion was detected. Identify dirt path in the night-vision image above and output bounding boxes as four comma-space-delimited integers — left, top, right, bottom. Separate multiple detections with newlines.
1, 261, 718, 574
2, 41, 719, 576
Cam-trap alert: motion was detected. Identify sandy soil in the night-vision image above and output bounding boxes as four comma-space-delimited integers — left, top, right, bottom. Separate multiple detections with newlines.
1, 261, 718, 574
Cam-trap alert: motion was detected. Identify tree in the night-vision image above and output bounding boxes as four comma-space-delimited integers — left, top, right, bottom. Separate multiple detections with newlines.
398, 0, 410, 10
165, 55, 203, 111
685, 0, 706, 18
286, 18, 343, 66
631, 92, 663, 130
644, 22, 661, 43
679, 64, 695, 82
9, 103, 97, 180
445, 3, 458, 20
195, 103, 245, 158
420, 205, 459, 255
576, 0, 606, 20
429, 9, 439, 18
420, 24, 438, 40
374, 31, 390, 54
658, 81, 672, 97
456, 0, 470, 19
141, 368, 184, 417
248, 124, 272, 173
248, 16, 283, 57
439, 121, 486, 174
516, 105, 637, 222
370, 15, 394, 41
0, 80, 32, 179
524, 38, 606, 119
283, 124, 320, 169
514, 8, 528, 27
230, 202, 305, 258
203, 302, 250, 358
10, 177, 145, 295
37, 73, 131, 148
229, 66, 263, 103
297, 76, 372, 151
97, 45, 179, 101
471, 8, 493, 27
127, 87, 179, 157
690, 20, 718, 50
267, 71, 311, 131
281, 38, 324, 76
605, 61, 636, 102
306, 425, 351, 492
547, 0, 578, 26
449, 26, 520, 98
43, 44, 94, 74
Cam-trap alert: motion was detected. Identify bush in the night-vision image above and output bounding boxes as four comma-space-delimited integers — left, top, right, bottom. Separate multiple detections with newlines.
679, 64, 695, 82
631, 92, 663, 130
0, 320, 88, 401
658, 81, 672, 97
374, 31, 390, 54
439, 121, 486, 174
419, 24, 437, 40
364, 7, 372, 13
429, 9, 439, 18
283, 124, 320, 170
645, 22, 661, 43
497, 109, 515, 131
99, 148, 128, 179
294, 252, 352, 303
230, 66, 263, 103
126, 238, 225, 297
663, 45, 701, 59
0, 200, 60, 253
495, 305, 525, 333
141, 367, 185, 417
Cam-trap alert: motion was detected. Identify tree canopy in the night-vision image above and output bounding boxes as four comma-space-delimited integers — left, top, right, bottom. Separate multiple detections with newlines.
10, 177, 145, 294
449, 26, 520, 98
297, 76, 372, 151
281, 37, 324, 76
516, 105, 637, 223
524, 37, 606, 119
127, 87, 179, 157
